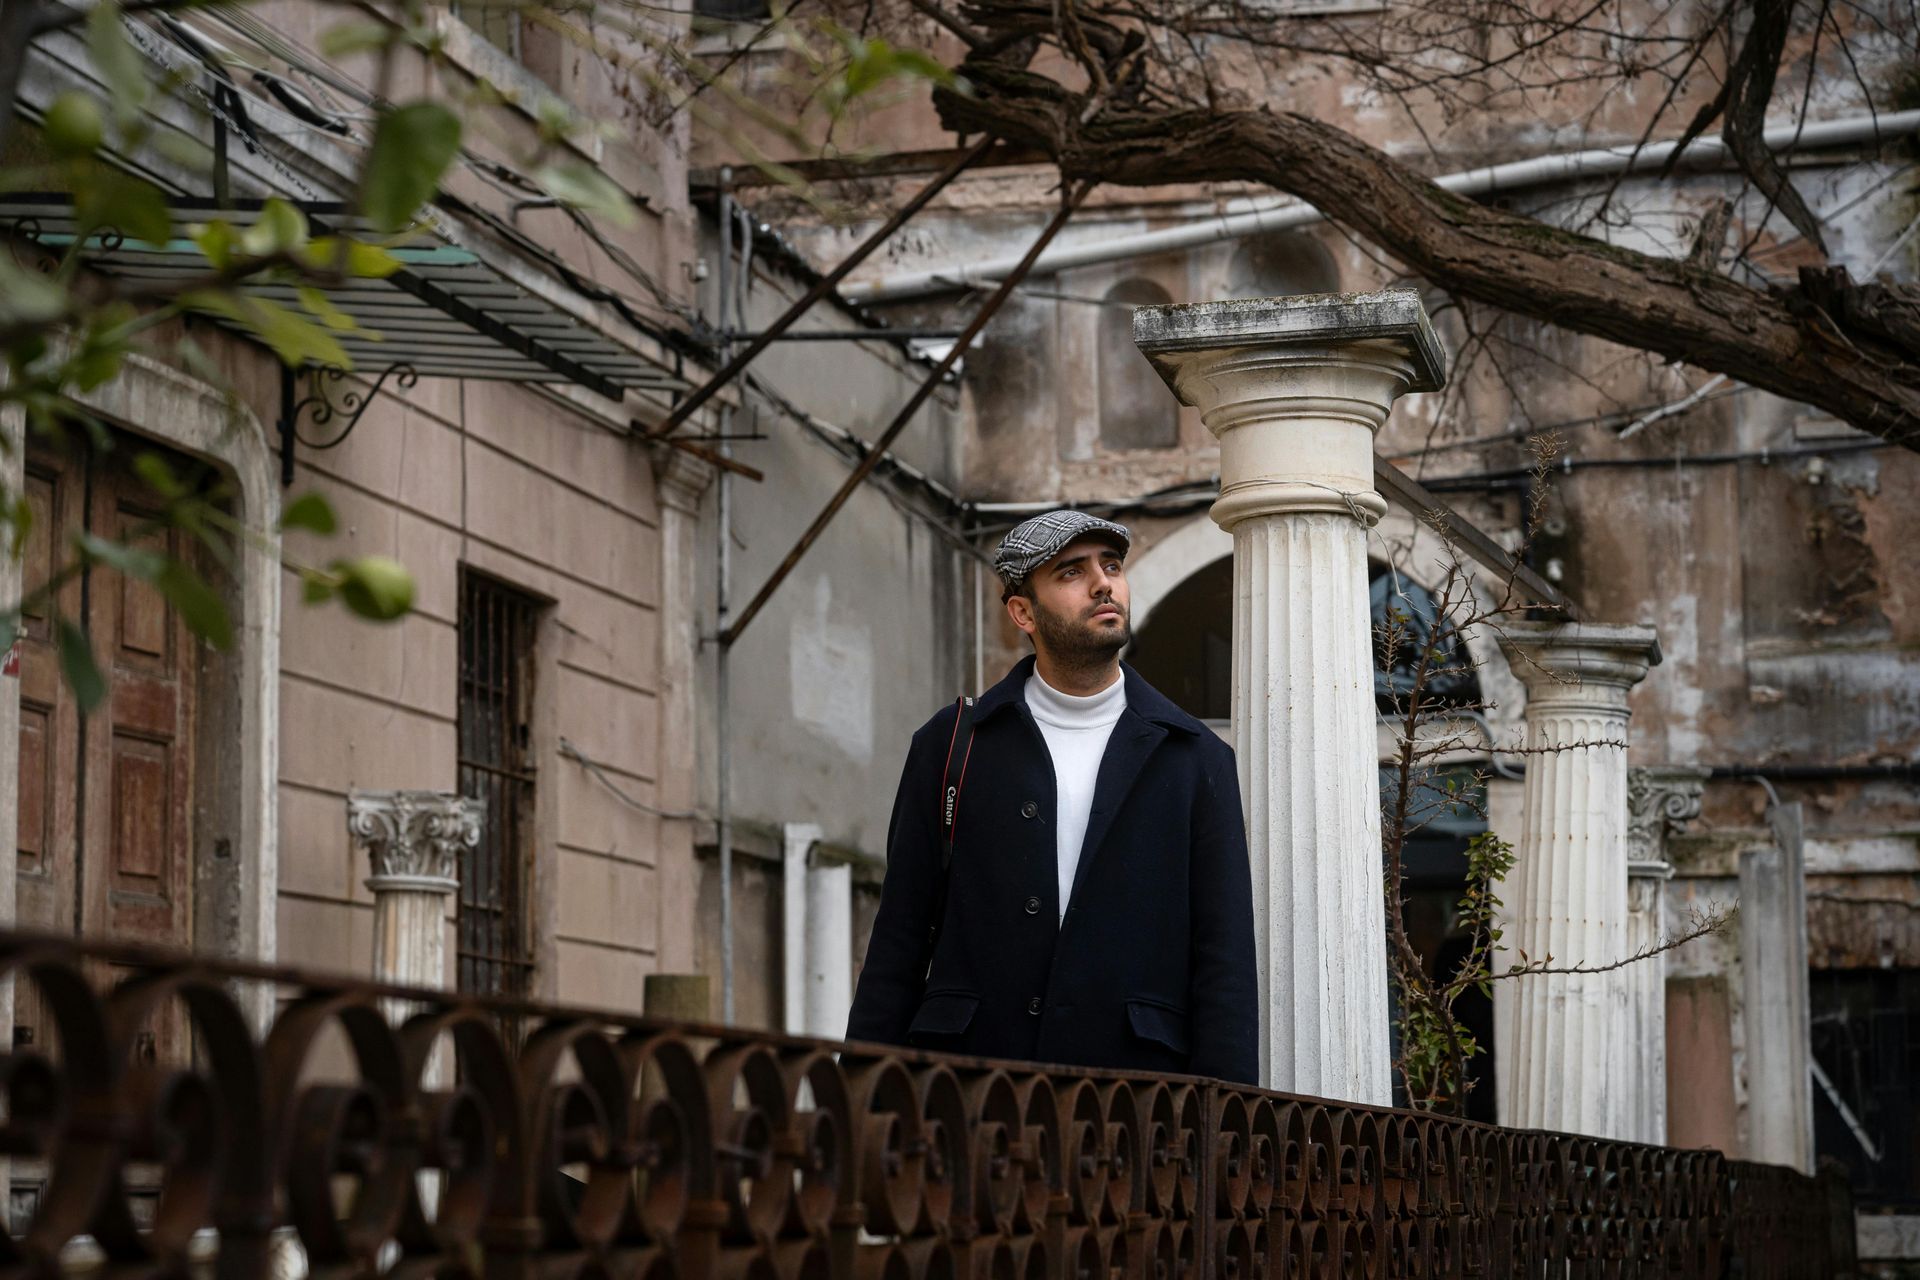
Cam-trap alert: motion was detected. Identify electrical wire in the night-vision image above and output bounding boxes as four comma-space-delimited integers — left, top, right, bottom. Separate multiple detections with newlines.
1401, 385, 1754, 458
1418, 436, 1892, 491
558, 738, 703, 821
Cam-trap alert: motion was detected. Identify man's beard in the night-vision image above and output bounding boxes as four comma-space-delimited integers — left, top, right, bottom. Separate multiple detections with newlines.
1031, 596, 1130, 671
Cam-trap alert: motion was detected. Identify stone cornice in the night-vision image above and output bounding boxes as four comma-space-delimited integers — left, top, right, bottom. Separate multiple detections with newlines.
1498, 621, 1662, 709
653, 447, 717, 516
1133, 289, 1446, 391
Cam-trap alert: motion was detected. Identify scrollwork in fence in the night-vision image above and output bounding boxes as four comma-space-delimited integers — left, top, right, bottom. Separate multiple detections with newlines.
0, 932, 1854, 1279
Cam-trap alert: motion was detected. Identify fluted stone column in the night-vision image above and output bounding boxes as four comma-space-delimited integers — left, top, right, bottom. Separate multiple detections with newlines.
1493, 623, 1661, 1137
1623, 766, 1707, 1144
347, 791, 482, 1035
1138, 290, 1446, 1104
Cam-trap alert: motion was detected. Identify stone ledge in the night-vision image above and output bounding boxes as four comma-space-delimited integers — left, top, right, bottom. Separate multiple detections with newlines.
1132, 288, 1446, 391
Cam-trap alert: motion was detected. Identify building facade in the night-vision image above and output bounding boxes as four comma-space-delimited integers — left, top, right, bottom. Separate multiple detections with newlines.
5, 0, 1919, 1265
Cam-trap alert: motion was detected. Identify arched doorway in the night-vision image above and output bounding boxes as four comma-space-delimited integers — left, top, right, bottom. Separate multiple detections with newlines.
1127, 551, 1498, 1119
1126, 555, 1233, 723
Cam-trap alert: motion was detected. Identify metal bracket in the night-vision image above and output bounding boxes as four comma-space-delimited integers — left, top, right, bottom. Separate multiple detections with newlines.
277, 361, 418, 487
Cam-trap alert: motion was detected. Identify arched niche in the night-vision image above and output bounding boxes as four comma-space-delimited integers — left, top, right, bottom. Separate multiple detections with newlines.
1224, 231, 1341, 300
1098, 278, 1179, 451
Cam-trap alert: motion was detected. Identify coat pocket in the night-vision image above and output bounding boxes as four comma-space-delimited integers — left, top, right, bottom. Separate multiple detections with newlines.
908, 992, 980, 1046
1126, 999, 1192, 1056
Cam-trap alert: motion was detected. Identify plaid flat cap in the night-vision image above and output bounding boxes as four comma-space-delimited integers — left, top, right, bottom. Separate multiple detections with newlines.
994, 510, 1132, 587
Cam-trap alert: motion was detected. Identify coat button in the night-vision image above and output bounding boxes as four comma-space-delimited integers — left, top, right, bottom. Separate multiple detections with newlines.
1020, 801, 1038, 818
1027, 997, 1042, 1015
1024, 896, 1041, 915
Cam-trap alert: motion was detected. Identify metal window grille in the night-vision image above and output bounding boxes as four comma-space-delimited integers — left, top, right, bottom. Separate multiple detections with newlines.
457, 572, 540, 1000
1811, 967, 1919, 1209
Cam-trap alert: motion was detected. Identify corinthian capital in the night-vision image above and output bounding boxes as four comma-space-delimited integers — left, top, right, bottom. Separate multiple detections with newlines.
347, 790, 483, 889
1625, 765, 1710, 863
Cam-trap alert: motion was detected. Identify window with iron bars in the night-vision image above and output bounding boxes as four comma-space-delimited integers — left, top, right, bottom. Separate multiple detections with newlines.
457, 571, 541, 1001
1811, 967, 1919, 1209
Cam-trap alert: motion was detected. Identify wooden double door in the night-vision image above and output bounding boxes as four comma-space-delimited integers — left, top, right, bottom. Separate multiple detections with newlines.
13, 432, 200, 1062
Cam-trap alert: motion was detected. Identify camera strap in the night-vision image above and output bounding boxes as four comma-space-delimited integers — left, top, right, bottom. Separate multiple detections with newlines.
927, 695, 977, 962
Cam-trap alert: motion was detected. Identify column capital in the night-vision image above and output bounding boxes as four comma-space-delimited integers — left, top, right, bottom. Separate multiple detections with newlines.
347, 790, 481, 893
1498, 621, 1662, 712
1626, 764, 1710, 863
1135, 290, 1445, 529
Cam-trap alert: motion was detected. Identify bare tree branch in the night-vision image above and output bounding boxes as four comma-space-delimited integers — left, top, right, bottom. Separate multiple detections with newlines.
923, 10, 1920, 451
1498, 905, 1734, 979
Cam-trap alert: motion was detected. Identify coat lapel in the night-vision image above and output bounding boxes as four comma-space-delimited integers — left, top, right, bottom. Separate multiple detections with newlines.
1065, 706, 1167, 910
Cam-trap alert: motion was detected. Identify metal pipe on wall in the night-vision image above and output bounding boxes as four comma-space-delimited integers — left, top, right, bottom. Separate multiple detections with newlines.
804, 861, 853, 1036
846, 110, 1920, 302
715, 177, 736, 1024
782, 823, 821, 1034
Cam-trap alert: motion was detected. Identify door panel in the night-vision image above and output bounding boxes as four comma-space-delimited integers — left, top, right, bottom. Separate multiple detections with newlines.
13, 453, 84, 1056
12, 437, 197, 1065
81, 452, 195, 1064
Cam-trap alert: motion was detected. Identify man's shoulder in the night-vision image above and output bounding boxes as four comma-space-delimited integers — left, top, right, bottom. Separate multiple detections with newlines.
1120, 664, 1217, 741
911, 698, 964, 746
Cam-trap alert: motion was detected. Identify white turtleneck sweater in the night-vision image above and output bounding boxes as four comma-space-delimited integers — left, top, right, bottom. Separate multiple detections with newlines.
1024, 670, 1127, 923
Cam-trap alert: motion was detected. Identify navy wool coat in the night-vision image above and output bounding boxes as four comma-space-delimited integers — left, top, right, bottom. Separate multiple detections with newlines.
846, 656, 1259, 1084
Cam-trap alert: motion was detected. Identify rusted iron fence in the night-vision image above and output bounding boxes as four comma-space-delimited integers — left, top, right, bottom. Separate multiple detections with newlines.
0, 932, 1854, 1278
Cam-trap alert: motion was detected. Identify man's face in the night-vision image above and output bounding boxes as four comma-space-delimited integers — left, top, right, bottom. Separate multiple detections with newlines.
1010, 536, 1131, 661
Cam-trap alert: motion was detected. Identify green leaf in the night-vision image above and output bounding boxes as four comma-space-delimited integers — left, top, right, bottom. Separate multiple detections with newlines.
133, 451, 187, 500
299, 568, 336, 604
240, 197, 309, 258
533, 98, 578, 142
280, 492, 337, 535
7, 497, 34, 559
0, 257, 68, 327
42, 91, 106, 158
189, 219, 239, 269
75, 529, 165, 580
182, 291, 353, 370
152, 130, 215, 173
533, 162, 637, 227
67, 340, 126, 392
56, 619, 107, 713
71, 172, 172, 246
303, 237, 404, 279
155, 562, 231, 648
825, 30, 961, 113
296, 285, 359, 333
319, 19, 395, 57
360, 102, 461, 233
890, 49, 964, 91
87, 2, 149, 127
332, 555, 414, 621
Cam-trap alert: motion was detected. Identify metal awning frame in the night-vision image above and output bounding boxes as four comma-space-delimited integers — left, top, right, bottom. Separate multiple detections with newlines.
0, 194, 693, 399
0, 191, 731, 484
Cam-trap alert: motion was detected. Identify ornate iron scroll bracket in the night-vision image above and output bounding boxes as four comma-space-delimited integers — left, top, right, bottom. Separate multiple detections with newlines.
276, 360, 419, 487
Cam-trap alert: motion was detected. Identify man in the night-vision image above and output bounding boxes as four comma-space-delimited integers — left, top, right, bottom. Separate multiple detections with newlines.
847, 509, 1258, 1083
